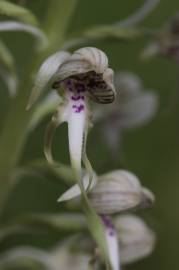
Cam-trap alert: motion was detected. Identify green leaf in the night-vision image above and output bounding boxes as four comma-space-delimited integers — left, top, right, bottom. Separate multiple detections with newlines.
15, 213, 87, 232
83, 25, 143, 40
0, 213, 87, 242
82, 194, 112, 270
64, 25, 144, 49
0, 0, 39, 26
69, 167, 113, 270
0, 39, 14, 71
0, 39, 17, 95
0, 247, 50, 269
0, 21, 48, 49
16, 160, 75, 184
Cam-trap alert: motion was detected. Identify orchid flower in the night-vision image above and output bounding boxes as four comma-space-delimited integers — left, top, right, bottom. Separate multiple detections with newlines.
94, 71, 158, 152
142, 13, 179, 62
27, 47, 116, 187
58, 169, 155, 213
58, 169, 155, 270
27, 47, 116, 269
0, 215, 155, 270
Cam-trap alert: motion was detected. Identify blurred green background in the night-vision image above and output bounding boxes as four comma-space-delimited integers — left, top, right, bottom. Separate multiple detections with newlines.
0, 0, 179, 269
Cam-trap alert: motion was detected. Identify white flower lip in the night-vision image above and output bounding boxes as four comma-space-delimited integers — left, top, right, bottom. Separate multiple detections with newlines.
101, 215, 120, 270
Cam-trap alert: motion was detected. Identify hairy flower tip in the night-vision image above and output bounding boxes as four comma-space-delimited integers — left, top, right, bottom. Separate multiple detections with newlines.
89, 170, 144, 214
115, 214, 156, 265
53, 47, 116, 104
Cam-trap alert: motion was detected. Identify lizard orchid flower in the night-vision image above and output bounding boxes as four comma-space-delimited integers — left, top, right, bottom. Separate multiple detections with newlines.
58, 169, 155, 213
27, 47, 115, 185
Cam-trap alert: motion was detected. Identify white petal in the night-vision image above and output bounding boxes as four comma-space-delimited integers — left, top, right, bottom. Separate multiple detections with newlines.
58, 172, 97, 202
106, 231, 120, 270
27, 51, 70, 109
54, 47, 108, 82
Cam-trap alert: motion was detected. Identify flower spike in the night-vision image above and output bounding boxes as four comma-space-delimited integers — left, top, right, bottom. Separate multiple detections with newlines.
28, 47, 116, 270
28, 47, 116, 185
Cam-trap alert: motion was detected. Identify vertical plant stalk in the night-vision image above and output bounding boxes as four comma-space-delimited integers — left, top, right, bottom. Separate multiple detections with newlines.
0, 0, 78, 212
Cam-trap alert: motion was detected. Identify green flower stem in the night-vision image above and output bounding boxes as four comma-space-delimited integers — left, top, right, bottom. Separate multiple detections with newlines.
0, 0, 78, 213
72, 167, 112, 270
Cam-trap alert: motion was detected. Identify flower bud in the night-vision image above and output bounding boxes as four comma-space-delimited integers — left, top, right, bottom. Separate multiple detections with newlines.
115, 214, 156, 265
89, 170, 143, 214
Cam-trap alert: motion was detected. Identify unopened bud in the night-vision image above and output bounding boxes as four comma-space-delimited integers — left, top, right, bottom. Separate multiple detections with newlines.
89, 170, 143, 214
115, 214, 156, 265
89, 170, 155, 214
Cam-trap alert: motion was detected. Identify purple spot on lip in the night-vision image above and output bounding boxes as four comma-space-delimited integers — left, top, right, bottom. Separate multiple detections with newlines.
71, 95, 81, 101
71, 95, 85, 101
101, 215, 115, 230
109, 230, 115, 237
72, 104, 85, 113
